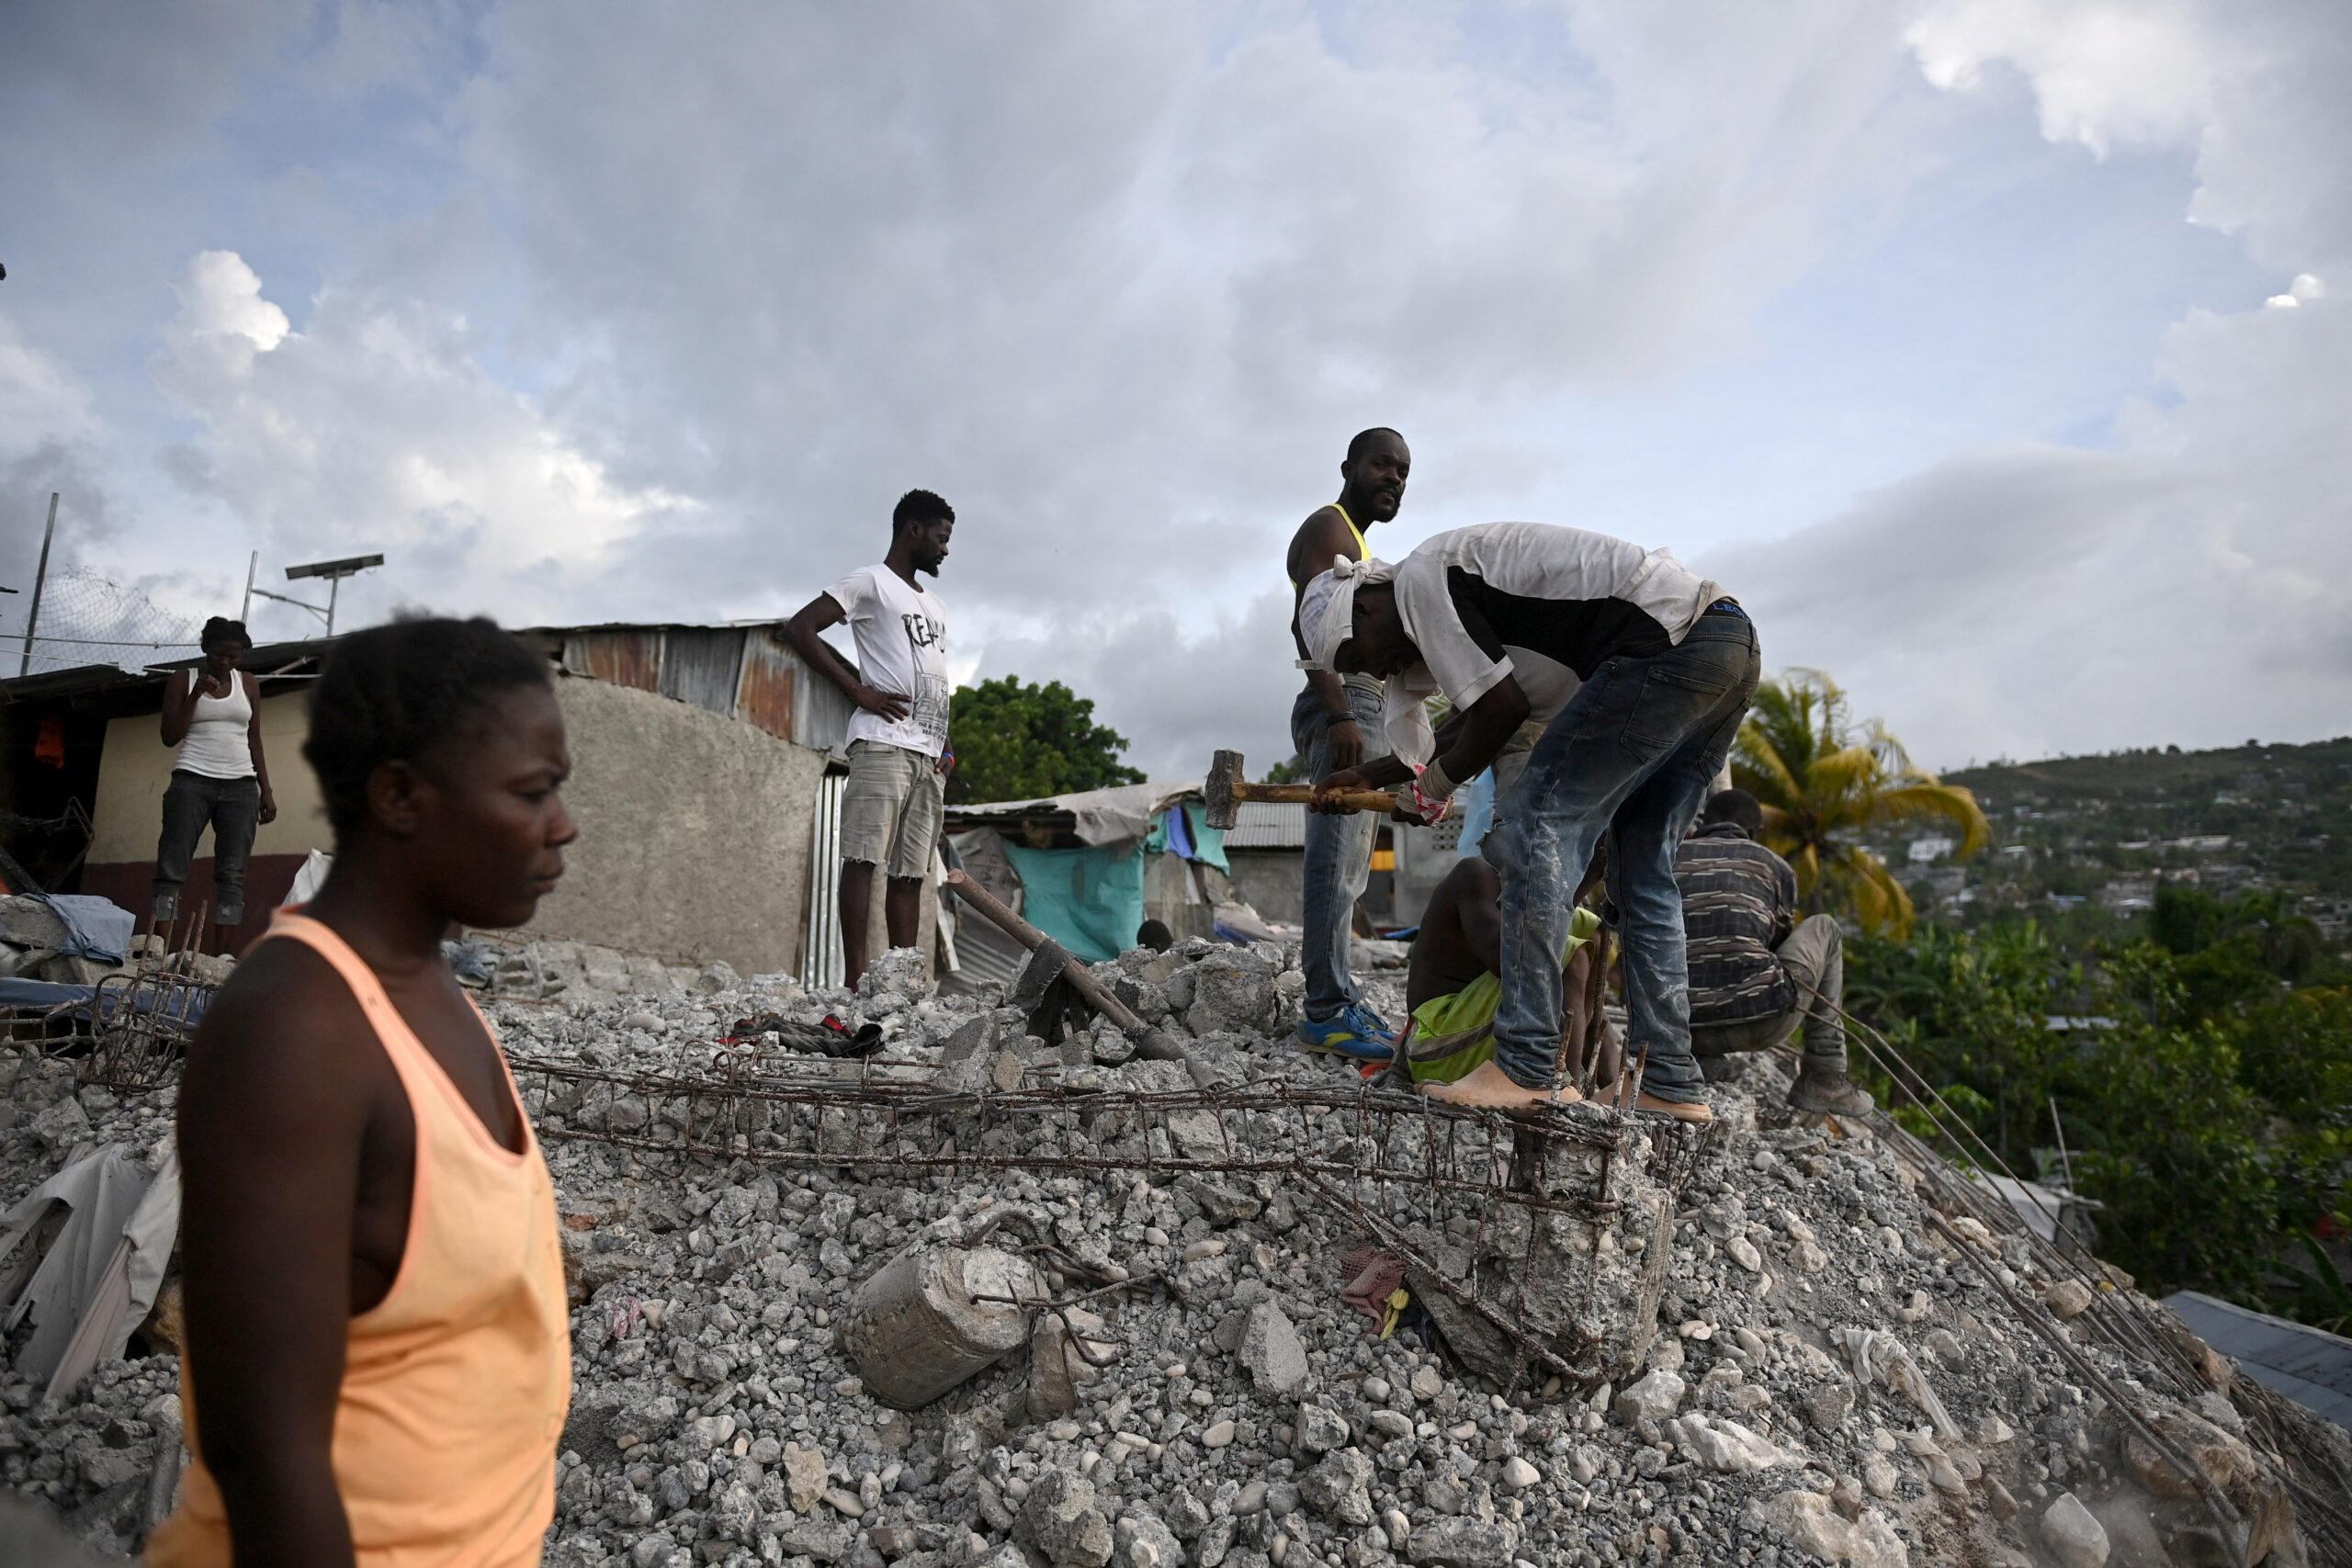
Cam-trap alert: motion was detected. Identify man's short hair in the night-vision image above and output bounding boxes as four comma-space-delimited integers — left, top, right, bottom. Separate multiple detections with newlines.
1700, 788, 1765, 837
892, 489, 955, 532
1345, 427, 1404, 465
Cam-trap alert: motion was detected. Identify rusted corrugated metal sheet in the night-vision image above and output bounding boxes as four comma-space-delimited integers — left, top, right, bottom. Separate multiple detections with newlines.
793, 660, 854, 753
562, 630, 662, 694
659, 627, 746, 716
734, 631, 798, 744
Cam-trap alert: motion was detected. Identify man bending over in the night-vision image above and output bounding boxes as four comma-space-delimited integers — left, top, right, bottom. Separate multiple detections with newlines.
1299, 521, 1759, 1122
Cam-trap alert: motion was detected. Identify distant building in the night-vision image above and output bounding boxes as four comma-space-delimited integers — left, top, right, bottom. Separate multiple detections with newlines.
1907, 836, 1956, 864
2098, 877, 2155, 915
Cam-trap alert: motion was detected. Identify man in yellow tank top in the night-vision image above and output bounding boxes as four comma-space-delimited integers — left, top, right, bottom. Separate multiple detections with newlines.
152, 618, 576, 1568
1283, 427, 1411, 1061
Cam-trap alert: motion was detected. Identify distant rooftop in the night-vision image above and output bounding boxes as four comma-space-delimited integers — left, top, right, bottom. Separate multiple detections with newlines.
2165, 1291, 2352, 1431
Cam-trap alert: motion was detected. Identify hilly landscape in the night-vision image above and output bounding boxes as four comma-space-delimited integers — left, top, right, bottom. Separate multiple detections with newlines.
1855, 735, 2352, 948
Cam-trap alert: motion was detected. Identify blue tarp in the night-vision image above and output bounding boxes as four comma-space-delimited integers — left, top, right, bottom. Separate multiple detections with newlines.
0, 976, 212, 1029
1001, 839, 1148, 964
27, 895, 136, 964
1144, 805, 1229, 874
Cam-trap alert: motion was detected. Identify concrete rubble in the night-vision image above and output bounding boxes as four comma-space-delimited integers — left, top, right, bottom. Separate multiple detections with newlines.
0, 933, 2346, 1568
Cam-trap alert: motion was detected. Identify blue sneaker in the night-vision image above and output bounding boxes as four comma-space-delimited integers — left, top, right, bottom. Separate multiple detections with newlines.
1296, 1003, 1398, 1062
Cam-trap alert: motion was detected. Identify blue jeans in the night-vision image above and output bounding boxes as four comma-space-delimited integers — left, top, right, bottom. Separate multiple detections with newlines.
1290, 680, 1390, 1021
153, 770, 263, 926
1487, 610, 1760, 1100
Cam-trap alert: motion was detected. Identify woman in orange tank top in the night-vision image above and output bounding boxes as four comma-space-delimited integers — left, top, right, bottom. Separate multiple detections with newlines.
150, 618, 577, 1568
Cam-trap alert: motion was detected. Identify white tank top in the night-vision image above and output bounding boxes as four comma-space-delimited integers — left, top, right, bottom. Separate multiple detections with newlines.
176, 669, 256, 780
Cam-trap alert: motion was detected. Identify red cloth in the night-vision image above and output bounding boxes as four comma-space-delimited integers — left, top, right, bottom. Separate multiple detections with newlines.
1339, 1245, 1408, 1326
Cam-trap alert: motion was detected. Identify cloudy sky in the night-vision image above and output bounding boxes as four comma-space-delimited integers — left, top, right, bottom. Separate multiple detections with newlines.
4, 0, 2345, 780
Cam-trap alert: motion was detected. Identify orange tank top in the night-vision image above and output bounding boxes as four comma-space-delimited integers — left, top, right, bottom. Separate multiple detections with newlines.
149, 912, 571, 1568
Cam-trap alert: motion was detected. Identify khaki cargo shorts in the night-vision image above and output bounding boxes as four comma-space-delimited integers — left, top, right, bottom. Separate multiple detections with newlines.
840, 739, 945, 879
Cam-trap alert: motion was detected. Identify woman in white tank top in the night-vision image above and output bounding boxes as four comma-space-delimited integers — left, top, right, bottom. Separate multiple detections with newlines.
154, 617, 278, 934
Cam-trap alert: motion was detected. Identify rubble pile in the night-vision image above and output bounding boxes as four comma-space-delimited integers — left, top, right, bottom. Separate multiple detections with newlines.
1, 936, 2347, 1567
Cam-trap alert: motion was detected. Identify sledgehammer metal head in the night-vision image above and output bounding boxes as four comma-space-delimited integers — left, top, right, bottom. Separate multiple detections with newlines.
1204, 750, 1249, 830
1203, 748, 1400, 828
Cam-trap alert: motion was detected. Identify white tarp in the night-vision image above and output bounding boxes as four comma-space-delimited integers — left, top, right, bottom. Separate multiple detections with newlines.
945, 781, 1197, 847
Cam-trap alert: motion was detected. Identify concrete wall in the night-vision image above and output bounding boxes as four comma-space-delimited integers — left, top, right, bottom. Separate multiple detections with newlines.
1226, 850, 1305, 926
522, 674, 827, 977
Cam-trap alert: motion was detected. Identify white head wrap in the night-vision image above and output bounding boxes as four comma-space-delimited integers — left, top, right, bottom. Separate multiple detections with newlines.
1295, 556, 1434, 768
1296, 556, 1396, 674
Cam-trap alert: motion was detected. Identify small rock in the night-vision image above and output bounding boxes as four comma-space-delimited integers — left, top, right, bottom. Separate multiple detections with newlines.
1409, 1365, 1444, 1401
1361, 1375, 1392, 1403
1369, 1410, 1414, 1438
1726, 1236, 1764, 1272
1201, 1420, 1237, 1449
1183, 1238, 1227, 1262
2044, 1280, 2096, 1320
2041, 1492, 2109, 1568
783, 1442, 831, 1512
1498, 1457, 1541, 1491
1769, 1491, 1908, 1568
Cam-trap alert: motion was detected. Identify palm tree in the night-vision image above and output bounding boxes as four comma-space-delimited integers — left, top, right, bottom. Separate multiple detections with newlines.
1730, 671, 1989, 938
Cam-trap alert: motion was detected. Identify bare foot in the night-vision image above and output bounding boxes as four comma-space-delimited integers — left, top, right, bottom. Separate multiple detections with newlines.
1419, 1060, 1584, 1111
1634, 1090, 1713, 1124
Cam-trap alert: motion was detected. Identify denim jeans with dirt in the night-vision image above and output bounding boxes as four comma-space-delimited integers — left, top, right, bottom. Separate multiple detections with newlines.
1289, 680, 1390, 1022
1487, 609, 1761, 1101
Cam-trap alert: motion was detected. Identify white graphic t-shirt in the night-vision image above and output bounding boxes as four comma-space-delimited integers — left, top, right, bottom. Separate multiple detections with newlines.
822, 565, 951, 757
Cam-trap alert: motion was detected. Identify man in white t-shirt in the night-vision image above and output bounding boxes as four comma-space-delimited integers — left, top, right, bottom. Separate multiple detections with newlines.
784, 490, 956, 987
1297, 522, 1760, 1124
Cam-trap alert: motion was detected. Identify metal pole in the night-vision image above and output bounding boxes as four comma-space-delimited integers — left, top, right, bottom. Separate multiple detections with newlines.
326, 573, 340, 637
17, 492, 58, 677
240, 550, 258, 626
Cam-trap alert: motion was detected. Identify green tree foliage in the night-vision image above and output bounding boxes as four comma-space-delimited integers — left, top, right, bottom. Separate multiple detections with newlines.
945, 677, 1145, 805
1849, 891, 2352, 1316
1733, 671, 1990, 938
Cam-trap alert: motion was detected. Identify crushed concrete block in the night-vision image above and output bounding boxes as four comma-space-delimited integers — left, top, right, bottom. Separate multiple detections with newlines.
1615, 1369, 1685, 1426
1300, 1448, 1374, 1526
1295, 1405, 1350, 1454
1239, 1302, 1308, 1397
2044, 1279, 2096, 1320
1765, 1490, 1909, 1568
1404, 1517, 1513, 1568
1017, 1468, 1114, 1568
2040, 1492, 2109, 1568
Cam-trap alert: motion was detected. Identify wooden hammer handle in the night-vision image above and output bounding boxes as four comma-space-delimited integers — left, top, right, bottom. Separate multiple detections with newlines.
1234, 783, 1398, 813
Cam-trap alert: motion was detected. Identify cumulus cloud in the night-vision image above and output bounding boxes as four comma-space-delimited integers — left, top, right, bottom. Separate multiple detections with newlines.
147, 249, 693, 626
1712, 0, 2352, 766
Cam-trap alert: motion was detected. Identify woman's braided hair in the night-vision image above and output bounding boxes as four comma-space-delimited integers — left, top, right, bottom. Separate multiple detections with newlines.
303, 617, 553, 839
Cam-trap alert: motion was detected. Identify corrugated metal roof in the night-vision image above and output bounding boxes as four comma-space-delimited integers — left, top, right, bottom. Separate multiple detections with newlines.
2165, 1291, 2352, 1430
1223, 800, 1306, 850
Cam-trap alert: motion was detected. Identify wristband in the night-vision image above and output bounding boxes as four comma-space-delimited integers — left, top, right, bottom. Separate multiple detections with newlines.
1421, 757, 1459, 800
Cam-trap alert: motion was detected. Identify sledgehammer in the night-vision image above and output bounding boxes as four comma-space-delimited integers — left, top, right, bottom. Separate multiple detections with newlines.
1201, 749, 1397, 830
943, 869, 1217, 1090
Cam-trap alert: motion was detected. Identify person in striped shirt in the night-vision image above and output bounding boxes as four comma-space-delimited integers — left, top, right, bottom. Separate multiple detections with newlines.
1673, 789, 1873, 1115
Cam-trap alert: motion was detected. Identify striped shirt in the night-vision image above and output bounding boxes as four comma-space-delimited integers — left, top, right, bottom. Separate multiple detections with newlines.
1675, 822, 1797, 1026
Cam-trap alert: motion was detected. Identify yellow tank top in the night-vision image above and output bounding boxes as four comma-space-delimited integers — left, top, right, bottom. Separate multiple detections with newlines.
149, 912, 571, 1568
1289, 502, 1370, 590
